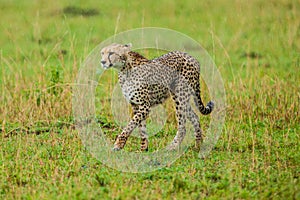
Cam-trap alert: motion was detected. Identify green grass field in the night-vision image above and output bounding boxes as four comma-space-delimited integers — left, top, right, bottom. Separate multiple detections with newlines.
1, 0, 299, 199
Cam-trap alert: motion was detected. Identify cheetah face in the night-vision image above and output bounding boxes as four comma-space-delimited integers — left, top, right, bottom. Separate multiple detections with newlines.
100, 43, 132, 69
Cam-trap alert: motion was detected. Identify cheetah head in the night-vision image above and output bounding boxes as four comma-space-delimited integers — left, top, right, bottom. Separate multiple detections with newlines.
100, 43, 132, 69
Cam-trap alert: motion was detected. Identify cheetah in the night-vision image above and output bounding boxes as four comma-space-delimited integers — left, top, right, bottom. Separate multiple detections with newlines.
100, 43, 214, 151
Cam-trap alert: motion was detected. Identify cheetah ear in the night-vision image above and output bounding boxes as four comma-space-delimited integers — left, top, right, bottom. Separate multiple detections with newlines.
124, 43, 132, 48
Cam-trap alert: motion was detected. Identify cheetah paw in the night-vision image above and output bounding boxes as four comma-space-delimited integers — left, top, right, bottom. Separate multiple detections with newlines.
112, 146, 121, 151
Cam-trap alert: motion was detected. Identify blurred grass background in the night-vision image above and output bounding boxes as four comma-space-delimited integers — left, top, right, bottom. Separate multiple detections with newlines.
0, 0, 299, 199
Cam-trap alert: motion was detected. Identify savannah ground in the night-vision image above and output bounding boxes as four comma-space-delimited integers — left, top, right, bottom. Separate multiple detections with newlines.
0, 0, 299, 199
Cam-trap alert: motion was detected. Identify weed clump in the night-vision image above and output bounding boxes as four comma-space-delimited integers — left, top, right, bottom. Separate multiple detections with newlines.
62, 6, 99, 17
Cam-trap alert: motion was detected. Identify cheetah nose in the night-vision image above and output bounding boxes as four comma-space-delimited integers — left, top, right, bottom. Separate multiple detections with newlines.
101, 60, 106, 65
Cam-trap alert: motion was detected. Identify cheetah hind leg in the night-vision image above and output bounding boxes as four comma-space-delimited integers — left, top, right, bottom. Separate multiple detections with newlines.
167, 91, 188, 151
187, 105, 203, 148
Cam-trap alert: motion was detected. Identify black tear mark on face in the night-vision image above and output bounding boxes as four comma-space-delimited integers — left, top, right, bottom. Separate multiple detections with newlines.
108, 52, 114, 65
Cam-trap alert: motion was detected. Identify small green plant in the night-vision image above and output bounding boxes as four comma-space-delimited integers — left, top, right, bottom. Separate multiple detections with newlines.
48, 66, 63, 96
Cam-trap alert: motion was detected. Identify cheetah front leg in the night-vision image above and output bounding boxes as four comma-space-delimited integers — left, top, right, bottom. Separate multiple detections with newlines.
139, 120, 149, 151
113, 103, 150, 151
132, 105, 149, 151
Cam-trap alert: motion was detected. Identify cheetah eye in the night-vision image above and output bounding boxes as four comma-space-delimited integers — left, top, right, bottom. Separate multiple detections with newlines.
108, 52, 114, 56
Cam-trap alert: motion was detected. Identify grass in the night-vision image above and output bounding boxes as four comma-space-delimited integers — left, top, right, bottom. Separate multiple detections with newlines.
0, 0, 299, 199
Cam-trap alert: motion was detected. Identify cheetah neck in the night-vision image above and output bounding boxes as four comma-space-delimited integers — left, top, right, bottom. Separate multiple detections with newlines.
121, 51, 149, 71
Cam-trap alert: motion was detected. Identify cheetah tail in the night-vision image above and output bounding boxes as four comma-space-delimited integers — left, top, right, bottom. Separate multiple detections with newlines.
194, 94, 214, 115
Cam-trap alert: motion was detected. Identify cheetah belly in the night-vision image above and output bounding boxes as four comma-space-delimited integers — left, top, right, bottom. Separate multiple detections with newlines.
148, 85, 170, 106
